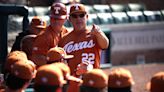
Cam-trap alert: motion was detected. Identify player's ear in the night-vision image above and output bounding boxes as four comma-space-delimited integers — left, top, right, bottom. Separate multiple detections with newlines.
86, 14, 88, 19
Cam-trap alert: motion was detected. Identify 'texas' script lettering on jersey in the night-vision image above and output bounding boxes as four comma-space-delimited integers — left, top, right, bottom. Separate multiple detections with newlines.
64, 40, 95, 53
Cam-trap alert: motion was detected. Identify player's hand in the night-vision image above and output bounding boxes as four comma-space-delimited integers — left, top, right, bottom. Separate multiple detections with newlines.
89, 24, 109, 49
76, 61, 93, 75
90, 24, 102, 36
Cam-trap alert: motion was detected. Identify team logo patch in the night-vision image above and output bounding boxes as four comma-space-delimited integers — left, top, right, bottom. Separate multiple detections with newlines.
74, 4, 79, 10
54, 7, 61, 14
40, 20, 44, 25
116, 80, 121, 86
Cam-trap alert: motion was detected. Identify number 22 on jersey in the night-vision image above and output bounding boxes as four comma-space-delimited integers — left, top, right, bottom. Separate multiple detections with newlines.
82, 53, 95, 64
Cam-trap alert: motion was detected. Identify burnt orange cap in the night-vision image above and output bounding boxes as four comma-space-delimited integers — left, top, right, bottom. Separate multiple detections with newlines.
146, 72, 164, 92
34, 64, 66, 86
30, 16, 46, 29
10, 60, 36, 79
69, 3, 87, 15
108, 68, 135, 88
82, 69, 108, 88
5, 51, 28, 72
7, 50, 27, 59
46, 47, 74, 62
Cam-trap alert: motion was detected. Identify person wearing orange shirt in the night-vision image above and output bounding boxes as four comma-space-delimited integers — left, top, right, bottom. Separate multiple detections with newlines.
31, 2, 69, 67
58, 3, 109, 92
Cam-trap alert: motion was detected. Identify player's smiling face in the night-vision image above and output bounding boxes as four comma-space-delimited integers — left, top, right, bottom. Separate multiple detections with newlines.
69, 12, 88, 31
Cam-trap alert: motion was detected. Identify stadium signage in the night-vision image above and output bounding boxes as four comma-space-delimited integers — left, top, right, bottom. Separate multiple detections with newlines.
112, 30, 164, 51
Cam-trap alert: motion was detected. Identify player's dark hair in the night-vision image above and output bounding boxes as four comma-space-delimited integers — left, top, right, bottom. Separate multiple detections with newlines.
80, 86, 107, 92
108, 86, 132, 92
5, 74, 30, 90
34, 85, 62, 92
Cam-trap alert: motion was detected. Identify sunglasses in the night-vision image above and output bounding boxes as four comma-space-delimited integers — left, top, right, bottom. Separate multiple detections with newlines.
71, 13, 86, 18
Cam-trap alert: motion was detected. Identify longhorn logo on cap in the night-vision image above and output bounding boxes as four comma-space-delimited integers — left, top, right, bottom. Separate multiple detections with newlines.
116, 80, 121, 86
40, 20, 44, 25
75, 4, 79, 10
54, 7, 61, 14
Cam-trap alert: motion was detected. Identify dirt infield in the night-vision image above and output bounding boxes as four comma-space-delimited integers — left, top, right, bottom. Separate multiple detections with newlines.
103, 63, 164, 92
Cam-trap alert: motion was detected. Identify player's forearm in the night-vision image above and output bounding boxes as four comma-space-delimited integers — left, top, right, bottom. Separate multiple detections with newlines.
95, 31, 109, 49
90, 24, 109, 49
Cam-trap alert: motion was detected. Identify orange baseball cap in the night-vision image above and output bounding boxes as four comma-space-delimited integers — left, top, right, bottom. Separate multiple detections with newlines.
146, 72, 164, 92
5, 51, 28, 72
52, 62, 82, 83
10, 60, 36, 80
30, 16, 46, 29
7, 50, 27, 59
34, 64, 66, 86
69, 3, 87, 15
108, 68, 135, 88
82, 69, 108, 88
50, 2, 67, 19
46, 47, 74, 63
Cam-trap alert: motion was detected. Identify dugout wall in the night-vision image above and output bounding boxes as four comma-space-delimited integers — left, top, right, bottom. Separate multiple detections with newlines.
0, 4, 29, 72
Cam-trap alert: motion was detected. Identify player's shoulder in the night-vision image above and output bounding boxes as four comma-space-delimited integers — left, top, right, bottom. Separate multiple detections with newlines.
33, 31, 51, 43
36, 27, 51, 37
62, 30, 73, 38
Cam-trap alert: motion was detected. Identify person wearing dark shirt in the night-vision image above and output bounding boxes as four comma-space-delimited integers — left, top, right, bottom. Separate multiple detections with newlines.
11, 16, 46, 52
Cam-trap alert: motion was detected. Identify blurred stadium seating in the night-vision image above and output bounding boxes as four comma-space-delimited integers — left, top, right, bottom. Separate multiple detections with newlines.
85, 5, 96, 14
93, 4, 111, 13
87, 13, 100, 25
127, 3, 146, 11
97, 13, 114, 24
127, 11, 146, 23
110, 4, 128, 12
8, 3, 164, 29
144, 10, 163, 22
111, 12, 129, 24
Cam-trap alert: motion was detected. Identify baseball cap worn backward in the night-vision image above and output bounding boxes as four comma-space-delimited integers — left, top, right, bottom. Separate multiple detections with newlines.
30, 16, 46, 29
10, 60, 36, 80
108, 68, 135, 88
69, 4, 87, 15
34, 64, 66, 86
146, 72, 164, 92
82, 69, 108, 88
52, 62, 82, 83
50, 3, 67, 19
46, 47, 74, 62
